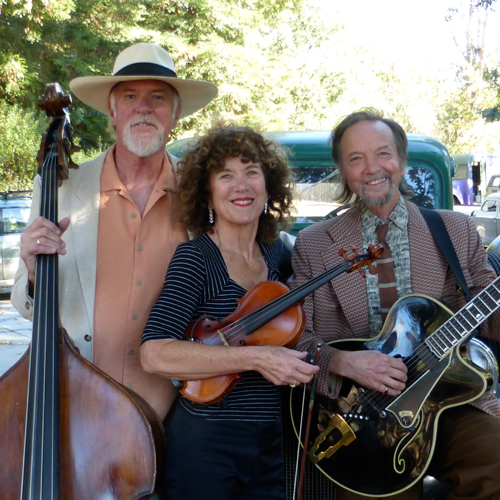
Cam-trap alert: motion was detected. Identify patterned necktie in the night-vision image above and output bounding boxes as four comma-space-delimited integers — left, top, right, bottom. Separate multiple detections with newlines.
376, 223, 398, 323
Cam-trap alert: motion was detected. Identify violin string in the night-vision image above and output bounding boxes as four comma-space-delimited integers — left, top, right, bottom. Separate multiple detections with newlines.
199, 263, 349, 347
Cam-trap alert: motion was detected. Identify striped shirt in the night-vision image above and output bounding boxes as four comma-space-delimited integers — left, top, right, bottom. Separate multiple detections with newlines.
142, 233, 292, 421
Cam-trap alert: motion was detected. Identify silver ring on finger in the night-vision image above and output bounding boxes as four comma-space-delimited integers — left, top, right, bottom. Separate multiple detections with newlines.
36, 239, 41, 245
383, 386, 389, 395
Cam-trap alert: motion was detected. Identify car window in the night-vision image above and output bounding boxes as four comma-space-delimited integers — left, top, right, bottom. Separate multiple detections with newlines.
453, 163, 468, 180
291, 167, 341, 218
1, 207, 30, 234
489, 176, 500, 188
481, 200, 498, 213
406, 165, 437, 209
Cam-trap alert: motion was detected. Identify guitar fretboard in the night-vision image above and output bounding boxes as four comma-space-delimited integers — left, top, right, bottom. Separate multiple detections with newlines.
425, 275, 500, 358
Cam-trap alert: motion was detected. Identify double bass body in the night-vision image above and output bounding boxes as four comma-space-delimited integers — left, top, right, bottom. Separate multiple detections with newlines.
0, 333, 165, 499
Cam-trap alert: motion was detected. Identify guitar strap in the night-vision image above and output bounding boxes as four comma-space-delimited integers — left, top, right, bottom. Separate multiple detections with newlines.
419, 207, 472, 301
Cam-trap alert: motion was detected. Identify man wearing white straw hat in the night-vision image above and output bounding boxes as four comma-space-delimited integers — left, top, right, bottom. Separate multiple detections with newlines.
12, 42, 218, 422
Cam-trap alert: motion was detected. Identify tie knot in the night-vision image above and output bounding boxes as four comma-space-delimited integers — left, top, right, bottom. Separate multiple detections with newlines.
377, 223, 389, 242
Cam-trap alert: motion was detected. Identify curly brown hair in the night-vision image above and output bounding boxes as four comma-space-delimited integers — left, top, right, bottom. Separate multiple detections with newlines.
177, 124, 294, 244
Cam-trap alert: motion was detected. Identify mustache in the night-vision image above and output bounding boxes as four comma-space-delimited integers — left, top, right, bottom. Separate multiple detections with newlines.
127, 115, 162, 128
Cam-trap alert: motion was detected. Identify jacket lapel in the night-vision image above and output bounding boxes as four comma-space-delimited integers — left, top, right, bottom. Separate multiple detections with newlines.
69, 152, 105, 326
324, 207, 371, 334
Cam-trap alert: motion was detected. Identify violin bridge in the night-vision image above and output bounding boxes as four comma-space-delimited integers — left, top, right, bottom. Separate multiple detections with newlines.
307, 414, 356, 464
217, 330, 230, 347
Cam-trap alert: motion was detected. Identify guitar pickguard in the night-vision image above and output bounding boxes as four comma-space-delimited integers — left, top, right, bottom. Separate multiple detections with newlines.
292, 294, 492, 497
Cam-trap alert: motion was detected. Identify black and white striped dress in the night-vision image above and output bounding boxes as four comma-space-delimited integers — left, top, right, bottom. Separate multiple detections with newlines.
142, 233, 292, 421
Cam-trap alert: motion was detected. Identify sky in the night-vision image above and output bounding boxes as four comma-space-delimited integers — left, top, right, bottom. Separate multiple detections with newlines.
323, 0, 500, 78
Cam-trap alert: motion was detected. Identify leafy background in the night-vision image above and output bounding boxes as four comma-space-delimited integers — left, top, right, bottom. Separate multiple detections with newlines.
1, 0, 499, 190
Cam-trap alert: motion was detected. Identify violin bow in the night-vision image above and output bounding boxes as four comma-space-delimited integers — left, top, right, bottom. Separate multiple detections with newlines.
292, 342, 322, 500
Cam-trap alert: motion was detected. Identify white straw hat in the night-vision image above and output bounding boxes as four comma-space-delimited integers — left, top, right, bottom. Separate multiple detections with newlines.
69, 43, 217, 119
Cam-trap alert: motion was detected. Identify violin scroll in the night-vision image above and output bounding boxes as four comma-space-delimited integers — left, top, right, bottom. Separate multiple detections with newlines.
339, 243, 384, 277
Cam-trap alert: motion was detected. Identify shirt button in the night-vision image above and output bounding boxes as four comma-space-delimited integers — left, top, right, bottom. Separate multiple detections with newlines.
131, 213, 137, 219
138, 246, 143, 251
84, 335, 92, 342
129, 349, 135, 355
132, 314, 138, 320
137, 280, 142, 286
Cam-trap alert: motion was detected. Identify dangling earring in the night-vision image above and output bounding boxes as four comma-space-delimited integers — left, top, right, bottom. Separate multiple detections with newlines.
264, 199, 268, 215
208, 206, 214, 224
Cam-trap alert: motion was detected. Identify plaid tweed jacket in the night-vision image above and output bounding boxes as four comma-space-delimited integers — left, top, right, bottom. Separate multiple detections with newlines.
292, 199, 500, 419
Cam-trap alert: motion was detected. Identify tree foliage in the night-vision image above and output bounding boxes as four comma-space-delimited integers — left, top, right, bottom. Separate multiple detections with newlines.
0, 0, 346, 187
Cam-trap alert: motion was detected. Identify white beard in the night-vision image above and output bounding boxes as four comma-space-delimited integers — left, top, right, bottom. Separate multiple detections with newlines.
122, 116, 166, 157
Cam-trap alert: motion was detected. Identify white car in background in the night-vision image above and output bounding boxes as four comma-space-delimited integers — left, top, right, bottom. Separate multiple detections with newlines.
472, 193, 500, 246
0, 192, 32, 290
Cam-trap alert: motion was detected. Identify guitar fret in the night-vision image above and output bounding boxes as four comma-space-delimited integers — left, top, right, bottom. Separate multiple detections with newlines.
466, 303, 486, 322
460, 309, 478, 329
443, 320, 463, 345
481, 290, 497, 310
432, 334, 448, 352
488, 283, 500, 302
439, 324, 457, 344
476, 294, 494, 313
425, 337, 443, 357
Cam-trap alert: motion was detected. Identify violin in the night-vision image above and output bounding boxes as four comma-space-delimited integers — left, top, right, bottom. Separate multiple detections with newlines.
180, 244, 383, 404
0, 84, 165, 499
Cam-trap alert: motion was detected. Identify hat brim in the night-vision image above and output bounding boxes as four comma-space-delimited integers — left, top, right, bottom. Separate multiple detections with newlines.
69, 75, 217, 119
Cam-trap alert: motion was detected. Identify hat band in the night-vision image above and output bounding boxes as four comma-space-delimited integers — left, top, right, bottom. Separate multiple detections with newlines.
114, 62, 177, 78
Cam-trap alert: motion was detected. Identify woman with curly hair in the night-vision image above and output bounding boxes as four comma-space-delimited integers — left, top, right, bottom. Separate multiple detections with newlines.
141, 124, 318, 500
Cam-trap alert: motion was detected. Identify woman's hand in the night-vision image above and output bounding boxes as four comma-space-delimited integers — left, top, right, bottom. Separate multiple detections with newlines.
250, 346, 319, 386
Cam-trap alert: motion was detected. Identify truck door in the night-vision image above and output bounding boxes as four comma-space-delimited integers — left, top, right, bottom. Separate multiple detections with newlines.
472, 161, 482, 202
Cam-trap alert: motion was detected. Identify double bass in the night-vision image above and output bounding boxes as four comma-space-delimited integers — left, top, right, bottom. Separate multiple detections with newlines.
0, 84, 165, 499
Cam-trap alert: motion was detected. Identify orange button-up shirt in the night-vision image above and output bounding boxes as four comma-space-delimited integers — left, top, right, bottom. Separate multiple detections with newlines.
93, 146, 188, 419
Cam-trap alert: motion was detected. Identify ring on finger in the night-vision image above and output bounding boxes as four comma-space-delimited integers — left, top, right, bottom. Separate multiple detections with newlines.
383, 386, 389, 395
36, 239, 41, 245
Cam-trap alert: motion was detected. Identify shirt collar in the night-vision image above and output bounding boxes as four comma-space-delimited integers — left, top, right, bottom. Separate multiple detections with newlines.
360, 196, 408, 232
100, 144, 178, 194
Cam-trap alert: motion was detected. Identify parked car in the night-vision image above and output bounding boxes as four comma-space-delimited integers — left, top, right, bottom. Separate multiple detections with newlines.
167, 130, 454, 235
452, 153, 500, 206
472, 193, 500, 246
0, 191, 32, 289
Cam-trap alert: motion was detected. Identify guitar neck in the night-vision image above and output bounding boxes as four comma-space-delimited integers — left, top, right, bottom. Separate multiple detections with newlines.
425, 274, 500, 358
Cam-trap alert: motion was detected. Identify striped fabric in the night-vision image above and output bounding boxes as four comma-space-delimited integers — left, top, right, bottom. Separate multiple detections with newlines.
142, 233, 292, 421
376, 223, 398, 322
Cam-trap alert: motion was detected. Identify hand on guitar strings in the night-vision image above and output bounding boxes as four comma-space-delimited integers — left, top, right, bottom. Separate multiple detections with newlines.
330, 349, 407, 396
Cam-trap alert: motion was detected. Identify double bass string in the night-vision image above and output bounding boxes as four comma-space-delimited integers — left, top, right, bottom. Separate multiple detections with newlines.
22, 134, 61, 499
